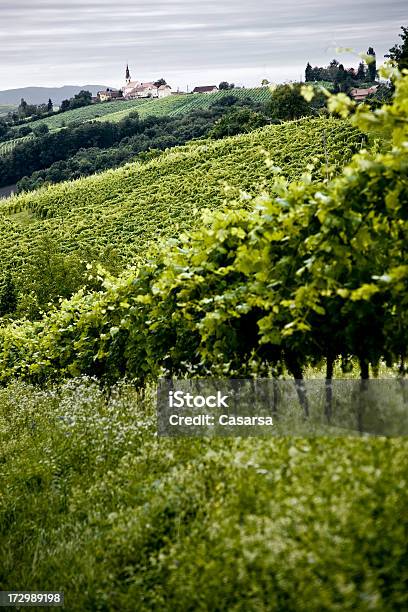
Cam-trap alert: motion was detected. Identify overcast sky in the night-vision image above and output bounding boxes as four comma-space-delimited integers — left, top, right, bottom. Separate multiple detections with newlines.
0, 0, 406, 91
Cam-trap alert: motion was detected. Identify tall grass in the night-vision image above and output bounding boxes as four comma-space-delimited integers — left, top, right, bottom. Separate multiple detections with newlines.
1, 378, 407, 610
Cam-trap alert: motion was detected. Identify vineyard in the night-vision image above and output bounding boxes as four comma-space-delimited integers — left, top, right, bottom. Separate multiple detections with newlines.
8, 98, 151, 134
9, 88, 272, 136
0, 69, 406, 387
0, 133, 34, 156
0, 117, 362, 310
1, 68, 407, 611
96, 87, 274, 124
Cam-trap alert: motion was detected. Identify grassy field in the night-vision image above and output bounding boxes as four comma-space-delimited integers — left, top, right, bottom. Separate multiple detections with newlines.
0, 378, 407, 611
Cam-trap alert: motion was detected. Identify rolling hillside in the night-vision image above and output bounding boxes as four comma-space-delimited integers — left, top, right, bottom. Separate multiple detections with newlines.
96, 88, 274, 124
13, 88, 272, 133
0, 134, 34, 156
0, 88, 273, 158
0, 117, 361, 279
0, 70, 406, 612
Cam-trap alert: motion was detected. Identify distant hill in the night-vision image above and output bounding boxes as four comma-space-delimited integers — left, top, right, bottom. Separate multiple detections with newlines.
0, 85, 108, 106
0, 104, 16, 117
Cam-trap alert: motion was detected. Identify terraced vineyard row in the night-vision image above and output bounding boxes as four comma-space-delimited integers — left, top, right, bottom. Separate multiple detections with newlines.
0, 117, 361, 283
97, 87, 273, 123
0, 134, 34, 156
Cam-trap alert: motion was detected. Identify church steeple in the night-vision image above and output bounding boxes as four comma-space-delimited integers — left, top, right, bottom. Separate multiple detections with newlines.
125, 64, 131, 83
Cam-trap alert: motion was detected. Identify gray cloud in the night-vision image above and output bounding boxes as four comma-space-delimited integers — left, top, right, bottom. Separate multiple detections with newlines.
0, 0, 406, 90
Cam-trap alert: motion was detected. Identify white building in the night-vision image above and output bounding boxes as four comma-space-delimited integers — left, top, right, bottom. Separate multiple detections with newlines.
158, 84, 172, 98
123, 65, 172, 99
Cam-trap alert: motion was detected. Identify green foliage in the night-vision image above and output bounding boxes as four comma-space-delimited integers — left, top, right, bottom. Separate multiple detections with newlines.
209, 108, 269, 139
0, 117, 360, 317
0, 71, 406, 385
269, 84, 326, 120
366, 47, 377, 82
0, 271, 17, 317
16, 99, 266, 192
219, 81, 235, 90
17, 125, 32, 137
10, 88, 272, 137
386, 26, 408, 71
305, 57, 374, 90
32, 123, 49, 137
1, 379, 408, 611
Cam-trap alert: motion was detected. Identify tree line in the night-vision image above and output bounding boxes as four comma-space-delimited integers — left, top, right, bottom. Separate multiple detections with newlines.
0, 90, 93, 144
305, 26, 408, 92
305, 49, 377, 92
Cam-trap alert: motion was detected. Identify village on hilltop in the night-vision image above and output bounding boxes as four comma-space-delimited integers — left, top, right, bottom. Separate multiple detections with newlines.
96, 65, 220, 102
94, 60, 381, 105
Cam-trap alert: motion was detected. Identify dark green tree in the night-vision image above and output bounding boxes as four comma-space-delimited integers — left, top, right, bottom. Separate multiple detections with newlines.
0, 120, 8, 139
209, 108, 268, 139
18, 125, 32, 137
0, 271, 17, 317
18, 98, 28, 117
305, 62, 313, 82
356, 61, 366, 80
336, 64, 347, 83
328, 59, 340, 81
269, 84, 313, 120
70, 90, 92, 109
219, 81, 234, 90
367, 47, 377, 82
33, 124, 49, 137
47, 98, 53, 112
385, 26, 408, 71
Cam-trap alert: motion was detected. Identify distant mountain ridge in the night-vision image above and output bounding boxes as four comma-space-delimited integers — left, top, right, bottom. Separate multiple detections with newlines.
0, 85, 109, 106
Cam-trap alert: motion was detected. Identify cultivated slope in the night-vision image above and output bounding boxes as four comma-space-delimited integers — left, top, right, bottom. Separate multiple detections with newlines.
96, 87, 273, 124
12, 88, 272, 134
0, 88, 273, 158
0, 117, 361, 273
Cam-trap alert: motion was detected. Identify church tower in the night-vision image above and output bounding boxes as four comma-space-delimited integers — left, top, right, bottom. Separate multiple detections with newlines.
125, 64, 131, 84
